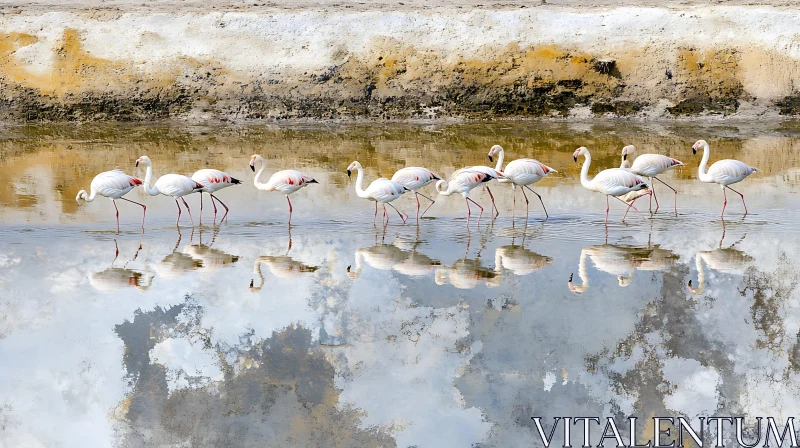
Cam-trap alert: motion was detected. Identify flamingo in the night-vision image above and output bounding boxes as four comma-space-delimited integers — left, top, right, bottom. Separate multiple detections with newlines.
391, 167, 441, 219
619, 145, 684, 214
191, 169, 241, 222
493, 245, 552, 276
487, 144, 557, 220
347, 161, 409, 225
692, 140, 759, 218
573, 147, 650, 223
434, 258, 500, 289
251, 154, 318, 223
75, 170, 146, 233
435, 169, 498, 222
456, 163, 504, 217
135, 156, 204, 226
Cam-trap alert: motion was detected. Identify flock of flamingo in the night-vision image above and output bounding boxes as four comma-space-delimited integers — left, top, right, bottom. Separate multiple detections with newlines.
76, 139, 758, 230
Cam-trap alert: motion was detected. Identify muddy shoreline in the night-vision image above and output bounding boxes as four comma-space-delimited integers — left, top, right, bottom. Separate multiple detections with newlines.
0, 2, 798, 121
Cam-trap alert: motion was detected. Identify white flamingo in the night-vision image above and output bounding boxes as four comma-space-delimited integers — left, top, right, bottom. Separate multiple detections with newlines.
487, 145, 557, 219
619, 145, 684, 214
347, 161, 409, 225
455, 162, 504, 217
251, 154, 318, 223
688, 247, 752, 295
573, 147, 650, 223
76, 170, 146, 232
692, 139, 759, 217
191, 169, 241, 221
135, 156, 204, 226
435, 169, 498, 222
391, 167, 440, 219
494, 245, 552, 276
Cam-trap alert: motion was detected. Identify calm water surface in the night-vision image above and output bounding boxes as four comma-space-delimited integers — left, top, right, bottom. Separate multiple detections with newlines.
3, 122, 800, 447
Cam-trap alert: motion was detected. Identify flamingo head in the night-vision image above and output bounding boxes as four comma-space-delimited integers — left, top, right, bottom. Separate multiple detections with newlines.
249, 154, 262, 172
692, 140, 707, 155
135, 155, 151, 167
488, 145, 503, 163
346, 161, 361, 178
621, 145, 635, 161
618, 275, 633, 287
573, 147, 588, 162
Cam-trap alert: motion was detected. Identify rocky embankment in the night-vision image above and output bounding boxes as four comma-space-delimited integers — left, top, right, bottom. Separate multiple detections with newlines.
0, 0, 799, 121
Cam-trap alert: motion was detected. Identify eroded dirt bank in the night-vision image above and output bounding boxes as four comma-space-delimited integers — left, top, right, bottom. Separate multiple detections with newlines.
0, 1, 799, 121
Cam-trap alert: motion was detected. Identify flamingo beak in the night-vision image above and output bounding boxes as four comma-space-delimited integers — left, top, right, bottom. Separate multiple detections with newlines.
135, 160, 140, 167
573, 155, 578, 162
488, 155, 493, 162
250, 163, 255, 172
692, 147, 697, 155
347, 170, 351, 178
623, 153, 627, 161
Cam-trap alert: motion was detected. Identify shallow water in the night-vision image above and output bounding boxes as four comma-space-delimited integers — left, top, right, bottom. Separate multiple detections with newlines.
2, 122, 800, 447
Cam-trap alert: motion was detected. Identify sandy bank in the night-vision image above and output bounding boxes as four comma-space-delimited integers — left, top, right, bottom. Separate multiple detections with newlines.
0, 1, 798, 121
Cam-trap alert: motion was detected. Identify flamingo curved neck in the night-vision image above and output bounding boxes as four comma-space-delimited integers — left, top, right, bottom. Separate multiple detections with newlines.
353, 167, 369, 198
80, 190, 97, 202
697, 142, 712, 182
253, 157, 272, 191
579, 152, 593, 190
494, 149, 504, 171
435, 180, 453, 196
251, 258, 266, 291
142, 165, 160, 196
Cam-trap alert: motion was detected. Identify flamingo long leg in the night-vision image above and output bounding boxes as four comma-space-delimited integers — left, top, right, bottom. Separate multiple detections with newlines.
416, 192, 436, 219
649, 178, 658, 213
485, 186, 499, 217
612, 194, 647, 222
120, 197, 147, 231
725, 185, 748, 215
387, 203, 408, 224
605, 196, 610, 223
524, 185, 549, 220
415, 193, 420, 220
112, 199, 120, 233
210, 194, 229, 222
721, 187, 728, 218
373, 201, 378, 226
285, 195, 293, 224
174, 199, 182, 226
467, 197, 484, 217
653, 176, 678, 215
180, 197, 194, 225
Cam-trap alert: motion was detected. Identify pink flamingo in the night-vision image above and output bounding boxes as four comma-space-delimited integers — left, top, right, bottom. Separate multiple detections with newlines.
619, 145, 684, 214
347, 161, 409, 225
76, 170, 146, 233
692, 140, 759, 218
191, 169, 241, 221
573, 147, 650, 223
488, 144, 557, 219
435, 169, 498, 224
135, 156, 204, 227
251, 154, 318, 223
391, 167, 440, 219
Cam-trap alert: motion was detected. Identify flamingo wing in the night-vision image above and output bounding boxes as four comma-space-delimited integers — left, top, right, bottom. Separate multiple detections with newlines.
366, 178, 406, 202
455, 166, 501, 180
92, 170, 142, 197
154, 174, 201, 197
266, 170, 317, 194
707, 159, 758, 186
391, 167, 439, 190
630, 154, 683, 177
503, 159, 555, 185
592, 168, 648, 196
191, 169, 241, 193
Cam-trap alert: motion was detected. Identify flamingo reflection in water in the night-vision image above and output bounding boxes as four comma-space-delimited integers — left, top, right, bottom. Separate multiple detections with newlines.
688, 230, 753, 296
346, 232, 440, 280
89, 239, 152, 292
183, 226, 239, 271
568, 239, 679, 293
250, 226, 319, 292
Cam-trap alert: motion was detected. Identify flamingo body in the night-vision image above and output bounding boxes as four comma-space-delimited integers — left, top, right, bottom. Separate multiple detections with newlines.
347, 161, 409, 224
488, 145, 556, 219
191, 169, 241, 221
436, 169, 497, 223
692, 140, 758, 217
251, 155, 318, 223
76, 170, 146, 231
573, 146, 650, 223
136, 155, 204, 226
391, 166, 440, 218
